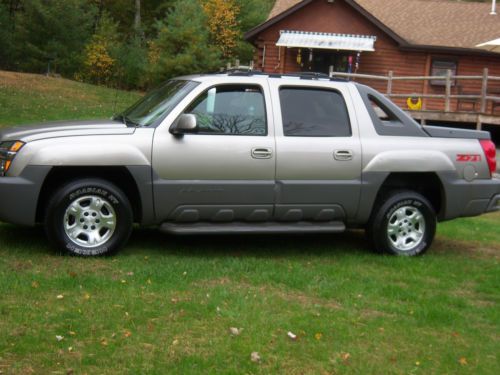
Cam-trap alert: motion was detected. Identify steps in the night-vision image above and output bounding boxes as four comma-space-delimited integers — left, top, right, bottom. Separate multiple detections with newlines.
159, 221, 346, 235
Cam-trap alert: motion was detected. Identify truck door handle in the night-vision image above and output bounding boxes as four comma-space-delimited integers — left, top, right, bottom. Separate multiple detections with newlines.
251, 148, 273, 159
334, 150, 353, 161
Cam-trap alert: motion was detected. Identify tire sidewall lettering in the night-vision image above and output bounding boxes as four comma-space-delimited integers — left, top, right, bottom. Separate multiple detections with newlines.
68, 187, 119, 205
385, 199, 423, 220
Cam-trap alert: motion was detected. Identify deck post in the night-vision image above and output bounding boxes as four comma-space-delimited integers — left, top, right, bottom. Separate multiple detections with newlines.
445, 69, 452, 112
386, 70, 393, 96
480, 68, 489, 114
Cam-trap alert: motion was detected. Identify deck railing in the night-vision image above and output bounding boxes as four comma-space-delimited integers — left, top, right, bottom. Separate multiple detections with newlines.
330, 68, 500, 115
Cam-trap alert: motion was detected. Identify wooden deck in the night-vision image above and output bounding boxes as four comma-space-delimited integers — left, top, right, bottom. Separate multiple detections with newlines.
408, 110, 500, 129
328, 70, 500, 129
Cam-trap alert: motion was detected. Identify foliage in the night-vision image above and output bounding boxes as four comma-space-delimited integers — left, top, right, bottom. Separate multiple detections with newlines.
12, 0, 96, 76
0, 0, 271, 89
202, 0, 240, 59
147, 0, 222, 83
81, 13, 118, 85
113, 36, 148, 89
0, 3, 13, 68
234, 0, 275, 62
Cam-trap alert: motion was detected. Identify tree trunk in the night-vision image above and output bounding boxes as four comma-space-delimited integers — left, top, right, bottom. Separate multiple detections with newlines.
134, 0, 141, 34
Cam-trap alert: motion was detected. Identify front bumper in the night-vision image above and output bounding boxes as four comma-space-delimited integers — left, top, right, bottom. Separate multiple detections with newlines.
0, 166, 51, 226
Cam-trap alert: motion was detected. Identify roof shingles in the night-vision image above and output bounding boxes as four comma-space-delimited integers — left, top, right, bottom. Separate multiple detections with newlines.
265, 0, 500, 50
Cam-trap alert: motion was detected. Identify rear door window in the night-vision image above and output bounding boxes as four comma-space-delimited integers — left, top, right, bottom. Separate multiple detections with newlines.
279, 87, 351, 137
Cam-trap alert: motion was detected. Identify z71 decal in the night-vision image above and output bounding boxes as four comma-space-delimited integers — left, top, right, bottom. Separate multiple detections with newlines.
456, 154, 482, 162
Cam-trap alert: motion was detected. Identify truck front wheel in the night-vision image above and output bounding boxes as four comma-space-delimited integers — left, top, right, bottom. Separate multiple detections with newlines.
45, 179, 133, 256
368, 191, 436, 256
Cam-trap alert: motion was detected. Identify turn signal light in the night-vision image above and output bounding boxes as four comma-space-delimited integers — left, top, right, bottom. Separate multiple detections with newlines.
9, 141, 24, 152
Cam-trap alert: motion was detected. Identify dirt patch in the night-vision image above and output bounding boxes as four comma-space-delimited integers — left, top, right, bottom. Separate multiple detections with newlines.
433, 238, 500, 259
194, 277, 342, 310
451, 281, 496, 308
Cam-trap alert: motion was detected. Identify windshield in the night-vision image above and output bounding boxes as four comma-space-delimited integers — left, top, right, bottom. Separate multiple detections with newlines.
115, 80, 199, 127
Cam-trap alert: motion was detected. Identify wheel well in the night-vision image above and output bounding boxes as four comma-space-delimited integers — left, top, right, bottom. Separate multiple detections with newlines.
375, 172, 444, 217
36, 167, 142, 223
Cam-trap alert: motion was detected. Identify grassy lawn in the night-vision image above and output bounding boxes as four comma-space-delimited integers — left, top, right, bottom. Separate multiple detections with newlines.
0, 70, 140, 127
0, 72, 499, 374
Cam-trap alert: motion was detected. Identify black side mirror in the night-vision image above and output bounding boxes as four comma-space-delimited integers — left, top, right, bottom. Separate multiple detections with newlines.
170, 114, 198, 135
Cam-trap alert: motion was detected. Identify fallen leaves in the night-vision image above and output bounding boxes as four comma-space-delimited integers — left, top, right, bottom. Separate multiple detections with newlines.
250, 352, 261, 363
229, 327, 242, 336
55, 335, 64, 342
315, 332, 323, 340
458, 357, 468, 366
340, 352, 351, 362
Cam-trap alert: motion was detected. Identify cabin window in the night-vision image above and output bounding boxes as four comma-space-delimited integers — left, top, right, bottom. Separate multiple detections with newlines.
430, 59, 457, 86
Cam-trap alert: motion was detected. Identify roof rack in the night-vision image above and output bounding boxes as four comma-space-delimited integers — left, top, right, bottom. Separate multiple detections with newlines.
205, 69, 348, 82
274, 72, 348, 82
225, 69, 268, 77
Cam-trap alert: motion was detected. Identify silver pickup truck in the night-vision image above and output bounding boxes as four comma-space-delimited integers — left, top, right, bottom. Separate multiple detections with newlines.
0, 72, 499, 257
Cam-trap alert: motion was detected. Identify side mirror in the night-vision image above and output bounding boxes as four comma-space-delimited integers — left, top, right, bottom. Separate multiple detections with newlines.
170, 114, 198, 135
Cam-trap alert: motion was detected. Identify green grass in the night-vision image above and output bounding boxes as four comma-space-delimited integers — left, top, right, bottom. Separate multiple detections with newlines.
0, 70, 140, 126
0, 71, 499, 374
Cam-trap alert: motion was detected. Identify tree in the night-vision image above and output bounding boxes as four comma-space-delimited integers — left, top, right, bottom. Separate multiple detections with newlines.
234, 0, 275, 63
0, 3, 13, 69
13, 0, 96, 75
81, 13, 119, 85
202, 0, 240, 59
148, 0, 221, 83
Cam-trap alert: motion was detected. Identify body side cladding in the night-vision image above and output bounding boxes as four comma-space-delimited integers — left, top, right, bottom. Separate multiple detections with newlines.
126, 166, 155, 225
0, 166, 52, 226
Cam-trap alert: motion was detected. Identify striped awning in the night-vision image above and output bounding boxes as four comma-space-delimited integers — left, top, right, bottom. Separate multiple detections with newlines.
276, 30, 377, 52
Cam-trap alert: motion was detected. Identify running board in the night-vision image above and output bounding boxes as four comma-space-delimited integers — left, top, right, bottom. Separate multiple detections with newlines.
159, 221, 346, 235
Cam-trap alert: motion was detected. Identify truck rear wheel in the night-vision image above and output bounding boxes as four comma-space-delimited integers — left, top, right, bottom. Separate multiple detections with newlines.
45, 179, 133, 256
368, 190, 436, 256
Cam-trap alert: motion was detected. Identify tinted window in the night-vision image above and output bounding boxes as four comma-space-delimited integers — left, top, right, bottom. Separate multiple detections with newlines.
368, 95, 402, 126
280, 88, 351, 137
184, 85, 266, 135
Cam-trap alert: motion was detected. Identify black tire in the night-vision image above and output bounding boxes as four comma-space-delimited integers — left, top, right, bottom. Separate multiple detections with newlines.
45, 178, 133, 256
367, 190, 436, 256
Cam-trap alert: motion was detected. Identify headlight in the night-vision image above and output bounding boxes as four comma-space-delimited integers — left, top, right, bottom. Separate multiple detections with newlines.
0, 141, 25, 176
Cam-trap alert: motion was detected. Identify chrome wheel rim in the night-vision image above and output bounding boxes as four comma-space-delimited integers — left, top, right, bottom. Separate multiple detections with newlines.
63, 195, 116, 248
387, 206, 425, 252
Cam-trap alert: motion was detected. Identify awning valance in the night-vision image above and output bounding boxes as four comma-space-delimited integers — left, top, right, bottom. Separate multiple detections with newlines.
276, 30, 377, 52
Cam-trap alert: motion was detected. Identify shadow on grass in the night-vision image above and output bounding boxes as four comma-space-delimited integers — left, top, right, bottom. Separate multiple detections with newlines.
0, 223, 372, 258
125, 226, 372, 258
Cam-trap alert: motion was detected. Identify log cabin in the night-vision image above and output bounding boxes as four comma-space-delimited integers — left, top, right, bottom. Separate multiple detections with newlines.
244, 0, 500, 127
